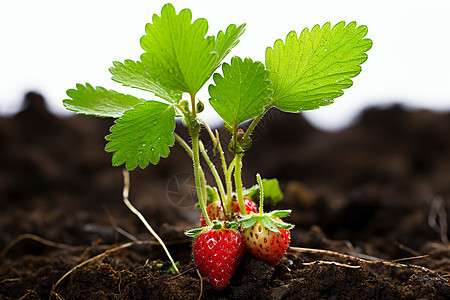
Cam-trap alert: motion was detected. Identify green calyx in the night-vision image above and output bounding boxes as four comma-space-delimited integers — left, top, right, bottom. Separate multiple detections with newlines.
184, 220, 240, 238
239, 173, 293, 233
239, 211, 294, 233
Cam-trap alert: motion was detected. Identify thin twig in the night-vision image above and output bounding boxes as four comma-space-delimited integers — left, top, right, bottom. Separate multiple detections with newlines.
0, 278, 21, 284
122, 169, 180, 274
197, 269, 203, 300
1, 233, 86, 257
302, 260, 361, 269
116, 227, 139, 242
289, 246, 443, 278
393, 241, 423, 257
391, 254, 429, 263
169, 267, 196, 281
18, 290, 38, 300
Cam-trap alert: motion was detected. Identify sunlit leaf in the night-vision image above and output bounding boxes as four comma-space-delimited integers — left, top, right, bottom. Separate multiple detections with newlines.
266, 21, 372, 112
209, 56, 272, 127
64, 83, 145, 118
105, 101, 176, 170
140, 3, 216, 94
109, 60, 182, 103
244, 178, 284, 206
213, 23, 246, 70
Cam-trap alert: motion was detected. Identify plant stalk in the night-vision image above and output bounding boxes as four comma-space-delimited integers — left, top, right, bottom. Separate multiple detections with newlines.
243, 104, 273, 143
216, 130, 228, 181
191, 132, 212, 226
190, 93, 197, 120
234, 153, 246, 215
199, 141, 228, 216
225, 157, 236, 213
202, 121, 217, 149
174, 132, 193, 158
256, 173, 264, 216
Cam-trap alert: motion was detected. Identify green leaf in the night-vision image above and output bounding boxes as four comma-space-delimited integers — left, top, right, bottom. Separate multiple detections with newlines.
213, 23, 246, 70
266, 21, 373, 112
244, 178, 284, 206
240, 216, 259, 229
239, 214, 293, 232
273, 220, 295, 230
261, 216, 280, 233
140, 3, 216, 94
109, 60, 182, 103
269, 210, 292, 218
209, 56, 272, 127
206, 186, 220, 204
185, 227, 207, 238
64, 83, 145, 118
105, 101, 176, 170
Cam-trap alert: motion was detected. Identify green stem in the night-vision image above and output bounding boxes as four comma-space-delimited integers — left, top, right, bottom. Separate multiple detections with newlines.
174, 132, 193, 158
216, 130, 228, 181
200, 167, 208, 210
232, 122, 238, 152
200, 121, 228, 184
225, 157, 236, 213
256, 173, 264, 216
199, 141, 228, 216
190, 93, 197, 120
234, 153, 246, 215
243, 104, 273, 143
191, 129, 212, 227
202, 121, 217, 148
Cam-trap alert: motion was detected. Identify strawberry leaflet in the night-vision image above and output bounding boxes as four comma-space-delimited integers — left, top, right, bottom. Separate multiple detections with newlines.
266, 21, 372, 112
64, 83, 145, 118
105, 101, 176, 170
140, 3, 216, 94
109, 60, 182, 103
213, 23, 246, 71
209, 56, 272, 127
244, 178, 284, 206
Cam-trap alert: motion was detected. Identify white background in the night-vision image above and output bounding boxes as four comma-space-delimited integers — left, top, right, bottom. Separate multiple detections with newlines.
1, 0, 449, 131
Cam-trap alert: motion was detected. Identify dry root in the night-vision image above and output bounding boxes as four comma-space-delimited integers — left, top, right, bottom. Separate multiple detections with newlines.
288, 246, 444, 279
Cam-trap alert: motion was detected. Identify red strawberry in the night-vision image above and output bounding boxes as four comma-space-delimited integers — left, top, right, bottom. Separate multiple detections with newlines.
192, 227, 245, 289
242, 216, 290, 266
200, 201, 226, 227
232, 197, 258, 214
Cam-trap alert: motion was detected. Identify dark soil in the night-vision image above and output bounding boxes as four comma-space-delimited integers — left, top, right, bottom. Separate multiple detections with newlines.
1, 92, 449, 299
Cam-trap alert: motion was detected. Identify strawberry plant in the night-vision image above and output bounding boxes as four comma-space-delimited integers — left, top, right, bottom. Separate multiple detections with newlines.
63, 3, 372, 289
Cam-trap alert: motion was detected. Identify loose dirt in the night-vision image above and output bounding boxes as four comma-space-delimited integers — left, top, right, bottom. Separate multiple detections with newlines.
1, 92, 449, 299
